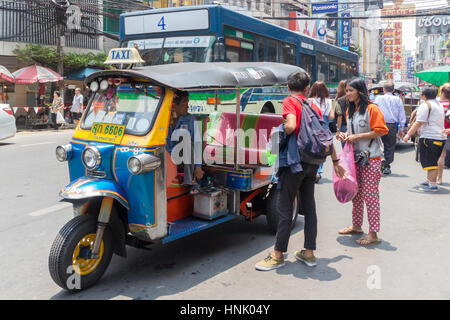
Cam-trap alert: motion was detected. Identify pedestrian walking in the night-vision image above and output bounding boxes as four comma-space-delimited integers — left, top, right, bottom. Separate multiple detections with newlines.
335, 80, 349, 147
437, 83, 450, 185
70, 88, 84, 125
50, 91, 63, 130
308, 81, 335, 182
403, 86, 446, 191
255, 71, 345, 271
337, 78, 388, 246
374, 81, 406, 175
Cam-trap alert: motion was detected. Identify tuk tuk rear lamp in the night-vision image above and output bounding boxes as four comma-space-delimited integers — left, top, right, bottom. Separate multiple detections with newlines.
82, 146, 102, 170
56, 144, 73, 162
127, 154, 161, 175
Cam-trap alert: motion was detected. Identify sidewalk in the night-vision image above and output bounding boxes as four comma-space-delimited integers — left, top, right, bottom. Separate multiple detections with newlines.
16, 123, 77, 134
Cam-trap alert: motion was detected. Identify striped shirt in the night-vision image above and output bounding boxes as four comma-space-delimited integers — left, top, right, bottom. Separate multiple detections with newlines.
374, 93, 406, 129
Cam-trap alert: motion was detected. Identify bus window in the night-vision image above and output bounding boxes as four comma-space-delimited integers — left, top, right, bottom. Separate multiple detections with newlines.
225, 38, 253, 62
317, 53, 329, 82
329, 62, 339, 83
267, 38, 279, 62
126, 36, 215, 66
300, 54, 314, 79
255, 36, 265, 62
282, 43, 296, 65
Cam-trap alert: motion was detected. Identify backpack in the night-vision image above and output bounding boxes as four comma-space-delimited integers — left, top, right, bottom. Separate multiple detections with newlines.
407, 101, 432, 138
292, 96, 334, 164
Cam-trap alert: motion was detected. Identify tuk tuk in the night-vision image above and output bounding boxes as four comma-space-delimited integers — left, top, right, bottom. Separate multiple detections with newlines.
369, 81, 421, 122
49, 48, 302, 291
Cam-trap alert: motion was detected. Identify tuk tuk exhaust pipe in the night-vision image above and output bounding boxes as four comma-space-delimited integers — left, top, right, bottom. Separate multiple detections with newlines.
90, 197, 114, 259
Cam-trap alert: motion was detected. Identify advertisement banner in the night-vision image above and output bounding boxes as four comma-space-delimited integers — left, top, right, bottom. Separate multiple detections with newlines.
311, 0, 339, 14
288, 11, 318, 39
416, 15, 450, 36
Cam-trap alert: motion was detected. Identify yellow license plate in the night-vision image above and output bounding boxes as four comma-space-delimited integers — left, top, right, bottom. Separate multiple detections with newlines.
88, 123, 126, 144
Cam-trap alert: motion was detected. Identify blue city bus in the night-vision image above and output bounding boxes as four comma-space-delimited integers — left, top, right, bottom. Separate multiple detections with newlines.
119, 5, 359, 114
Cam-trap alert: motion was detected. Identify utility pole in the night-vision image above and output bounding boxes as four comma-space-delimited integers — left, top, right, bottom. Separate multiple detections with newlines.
51, 0, 69, 94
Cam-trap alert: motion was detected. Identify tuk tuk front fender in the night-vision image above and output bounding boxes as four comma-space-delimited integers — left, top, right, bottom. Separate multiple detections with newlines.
60, 177, 130, 210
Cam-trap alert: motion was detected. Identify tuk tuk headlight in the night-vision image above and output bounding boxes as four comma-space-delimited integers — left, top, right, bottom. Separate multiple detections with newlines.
127, 154, 161, 175
82, 146, 102, 170
56, 144, 73, 162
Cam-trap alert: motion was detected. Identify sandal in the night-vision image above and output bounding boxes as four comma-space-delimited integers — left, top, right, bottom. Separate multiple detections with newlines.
356, 236, 381, 246
338, 226, 363, 235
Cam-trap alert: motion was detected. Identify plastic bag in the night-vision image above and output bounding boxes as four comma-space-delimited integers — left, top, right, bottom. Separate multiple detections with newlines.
56, 111, 65, 124
332, 143, 358, 203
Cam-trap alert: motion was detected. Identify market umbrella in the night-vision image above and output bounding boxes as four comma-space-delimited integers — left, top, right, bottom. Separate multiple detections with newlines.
414, 65, 450, 87
0, 65, 15, 82
12, 65, 63, 84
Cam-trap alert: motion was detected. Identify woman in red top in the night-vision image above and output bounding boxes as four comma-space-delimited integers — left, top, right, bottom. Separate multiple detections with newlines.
437, 83, 450, 185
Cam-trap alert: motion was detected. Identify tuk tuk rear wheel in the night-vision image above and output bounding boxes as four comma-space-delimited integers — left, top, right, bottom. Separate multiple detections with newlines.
265, 189, 299, 234
49, 214, 114, 292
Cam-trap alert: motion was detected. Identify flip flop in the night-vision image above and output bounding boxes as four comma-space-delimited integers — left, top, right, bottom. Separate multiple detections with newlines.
356, 236, 382, 246
338, 226, 364, 235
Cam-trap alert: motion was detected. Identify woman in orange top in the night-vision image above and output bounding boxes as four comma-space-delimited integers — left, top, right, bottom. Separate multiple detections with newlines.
337, 78, 388, 246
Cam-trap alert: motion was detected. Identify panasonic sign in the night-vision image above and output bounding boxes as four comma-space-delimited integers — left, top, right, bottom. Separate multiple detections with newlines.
311, 1, 339, 14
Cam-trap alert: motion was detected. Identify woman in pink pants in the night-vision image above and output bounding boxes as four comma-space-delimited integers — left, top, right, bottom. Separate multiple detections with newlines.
337, 78, 388, 246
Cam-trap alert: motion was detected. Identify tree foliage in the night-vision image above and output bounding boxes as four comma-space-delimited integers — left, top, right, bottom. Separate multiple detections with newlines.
13, 44, 108, 74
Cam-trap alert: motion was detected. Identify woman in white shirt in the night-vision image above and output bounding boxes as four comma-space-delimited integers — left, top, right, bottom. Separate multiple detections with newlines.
308, 81, 335, 182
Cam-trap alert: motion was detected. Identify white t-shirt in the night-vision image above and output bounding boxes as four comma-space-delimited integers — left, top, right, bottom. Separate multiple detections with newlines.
416, 99, 446, 140
309, 97, 332, 118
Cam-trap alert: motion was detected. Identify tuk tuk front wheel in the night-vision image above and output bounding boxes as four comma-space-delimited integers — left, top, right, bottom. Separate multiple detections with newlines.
49, 214, 114, 292
265, 189, 299, 234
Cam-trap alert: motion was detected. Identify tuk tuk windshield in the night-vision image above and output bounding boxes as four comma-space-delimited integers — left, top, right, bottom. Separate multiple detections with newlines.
82, 84, 163, 136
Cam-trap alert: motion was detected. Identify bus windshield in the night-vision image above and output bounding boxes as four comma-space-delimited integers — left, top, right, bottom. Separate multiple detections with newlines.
124, 35, 215, 66
82, 85, 163, 136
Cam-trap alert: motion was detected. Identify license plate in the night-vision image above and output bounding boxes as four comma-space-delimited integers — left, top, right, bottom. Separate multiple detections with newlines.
88, 122, 126, 144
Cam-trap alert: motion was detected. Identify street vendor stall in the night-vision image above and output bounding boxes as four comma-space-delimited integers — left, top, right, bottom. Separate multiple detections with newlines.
11, 65, 64, 128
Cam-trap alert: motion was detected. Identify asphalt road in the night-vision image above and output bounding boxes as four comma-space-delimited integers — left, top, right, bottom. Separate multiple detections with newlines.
1, 130, 449, 300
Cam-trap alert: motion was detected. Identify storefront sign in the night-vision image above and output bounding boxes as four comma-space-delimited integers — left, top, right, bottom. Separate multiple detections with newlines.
381, 4, 416, 20
311, 1, 339, 14
416, 15, 450, 36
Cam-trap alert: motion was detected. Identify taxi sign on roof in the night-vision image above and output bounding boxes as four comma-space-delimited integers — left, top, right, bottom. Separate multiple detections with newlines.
104, 48, 145, 65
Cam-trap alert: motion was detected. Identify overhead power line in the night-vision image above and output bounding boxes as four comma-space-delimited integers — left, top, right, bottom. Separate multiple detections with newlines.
263, 7, 450, 21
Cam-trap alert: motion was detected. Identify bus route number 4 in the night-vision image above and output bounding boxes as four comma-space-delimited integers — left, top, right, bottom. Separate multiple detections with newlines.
158, 17, 167, 31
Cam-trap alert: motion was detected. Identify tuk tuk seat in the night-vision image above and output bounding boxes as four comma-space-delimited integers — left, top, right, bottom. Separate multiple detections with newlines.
204, 111, 283, 167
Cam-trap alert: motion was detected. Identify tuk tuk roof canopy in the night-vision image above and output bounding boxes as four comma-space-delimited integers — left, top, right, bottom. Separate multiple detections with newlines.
84, 62, 304, 91
369, 81, 419, 92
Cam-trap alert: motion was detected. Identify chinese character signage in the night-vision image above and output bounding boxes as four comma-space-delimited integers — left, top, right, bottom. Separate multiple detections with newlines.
392, 22, 403, 72
381, 4, 416, 20
340, 1, 351, 50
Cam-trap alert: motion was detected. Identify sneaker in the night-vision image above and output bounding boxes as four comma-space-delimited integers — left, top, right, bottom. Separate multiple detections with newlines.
295, 250, 317, 267
382, 167, 391, 175
418, 184, 439, 192
255, 253, 285, 271
416, 181, 430, 187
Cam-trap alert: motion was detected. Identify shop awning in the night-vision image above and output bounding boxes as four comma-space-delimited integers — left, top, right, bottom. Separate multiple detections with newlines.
65, 68, 102, 81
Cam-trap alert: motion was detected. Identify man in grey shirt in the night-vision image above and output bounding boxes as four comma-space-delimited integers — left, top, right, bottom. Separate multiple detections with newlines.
70, 88, 83, 124
374, 81, 406, 175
